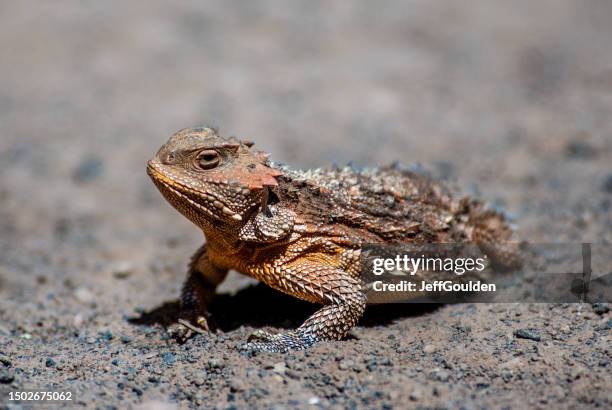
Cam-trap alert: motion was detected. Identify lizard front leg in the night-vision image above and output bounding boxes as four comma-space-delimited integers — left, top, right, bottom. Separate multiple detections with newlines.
168, 244, 228, 341
242, 259, 366, 353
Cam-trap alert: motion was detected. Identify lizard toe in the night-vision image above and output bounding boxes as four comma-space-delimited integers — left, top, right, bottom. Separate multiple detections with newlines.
167, 317, 209, 342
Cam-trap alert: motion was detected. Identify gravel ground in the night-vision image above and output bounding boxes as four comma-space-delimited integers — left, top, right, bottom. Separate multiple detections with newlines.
0, 1, 611, 409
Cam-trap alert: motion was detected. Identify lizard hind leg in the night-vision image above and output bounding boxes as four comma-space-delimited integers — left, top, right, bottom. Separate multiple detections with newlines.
241, 263, 366, 353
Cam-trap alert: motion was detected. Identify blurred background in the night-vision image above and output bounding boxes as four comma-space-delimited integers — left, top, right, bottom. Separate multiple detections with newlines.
0, 1, 611, 408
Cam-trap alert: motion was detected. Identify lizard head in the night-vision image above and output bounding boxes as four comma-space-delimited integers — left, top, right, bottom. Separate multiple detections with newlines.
147, 126, 282, 233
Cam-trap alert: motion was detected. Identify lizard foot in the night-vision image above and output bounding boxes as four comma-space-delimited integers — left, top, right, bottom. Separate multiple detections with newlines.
167, 314, 210, 342
240, 329, 316, 353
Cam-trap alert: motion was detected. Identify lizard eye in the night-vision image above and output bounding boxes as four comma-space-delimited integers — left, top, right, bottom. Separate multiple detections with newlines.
196, 150, 221, 170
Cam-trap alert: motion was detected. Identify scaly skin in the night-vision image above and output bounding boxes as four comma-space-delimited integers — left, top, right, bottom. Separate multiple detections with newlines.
147, 126, 517, 352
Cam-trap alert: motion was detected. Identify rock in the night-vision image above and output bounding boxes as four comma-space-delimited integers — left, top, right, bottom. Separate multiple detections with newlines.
285, 370, 300, 380
514, 328, 541, 342
229, 378, 244, 392
338, 360, 354, 370
308, 397, 320, 405
100, 330, 113, 341
592, 303, 609, 315
431, 369, 450, 382
501, 357, 524, 371
45, 357, 56, 368
272, 362, 286, 374
162, 352, 176, 365
423, 344, 437, 354
0, 371, 14, 384
74, 287, 94, 304
0, 355, 11, 367
192, 376, 206, 387
207, 359, 223, 369
475, 378, 490, 389
409, 388, 423, 401
111, 261, 134, 279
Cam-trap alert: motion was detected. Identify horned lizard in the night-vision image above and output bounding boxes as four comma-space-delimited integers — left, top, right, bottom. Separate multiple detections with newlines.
147, 126, 517, 352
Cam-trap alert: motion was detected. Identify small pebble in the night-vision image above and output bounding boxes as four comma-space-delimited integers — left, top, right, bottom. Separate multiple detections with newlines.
192, 376, 206, 386
475, 378, 490, 389
423, 344, 437, 354
308, 397, 320, 405
111, 261, 134, 279
0, 371, 14, 384
514, 328, 541, 342
431, 369, 450, 382
338, 360, 354, 370
271, 361, 286, 374
162, 352, 176, 365
207, 358, 223, 369
74, 288, 94, 304
101, 330, 113, 341
45, 358, 56, 368
229, 379, 244, 392
0, 356, 11, 367
592, 303, 609, 315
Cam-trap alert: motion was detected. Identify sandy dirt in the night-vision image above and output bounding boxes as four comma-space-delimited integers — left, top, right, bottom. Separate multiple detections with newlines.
0, 1, 611, 409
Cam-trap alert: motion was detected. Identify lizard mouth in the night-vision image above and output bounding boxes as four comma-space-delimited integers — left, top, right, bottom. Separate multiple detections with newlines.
147, 163, 243, 222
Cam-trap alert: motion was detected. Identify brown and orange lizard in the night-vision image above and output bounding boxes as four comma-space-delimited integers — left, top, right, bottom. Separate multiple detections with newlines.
147, 126, 517, 352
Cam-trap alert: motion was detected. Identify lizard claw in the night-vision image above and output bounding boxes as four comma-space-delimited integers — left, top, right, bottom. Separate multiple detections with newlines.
167, 315, 210, 342
240, 330, 316, 353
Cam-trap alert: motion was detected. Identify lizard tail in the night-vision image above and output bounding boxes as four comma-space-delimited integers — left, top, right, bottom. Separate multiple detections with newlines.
467, 200, 522, 270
